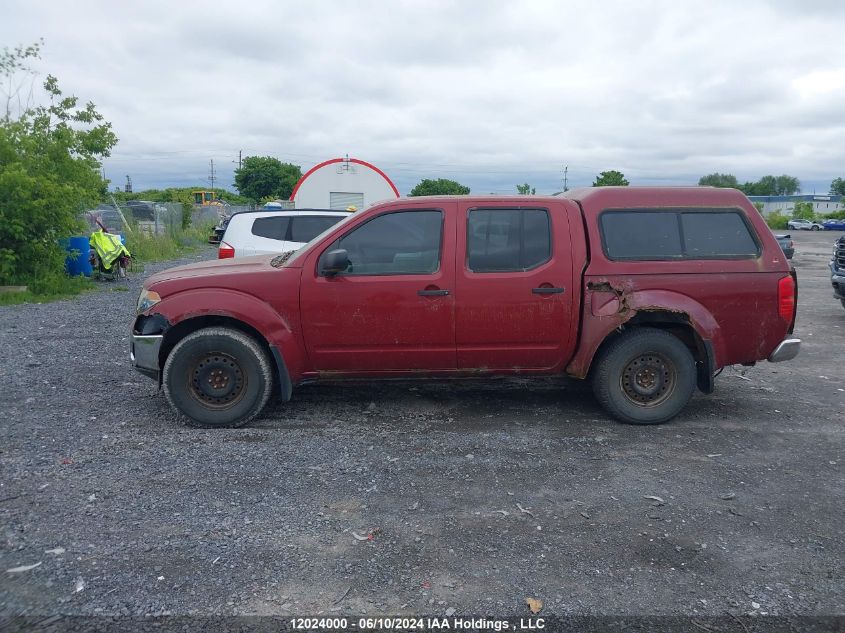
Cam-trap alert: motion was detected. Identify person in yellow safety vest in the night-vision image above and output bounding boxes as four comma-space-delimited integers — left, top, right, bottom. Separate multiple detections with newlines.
89, 229, 131, 275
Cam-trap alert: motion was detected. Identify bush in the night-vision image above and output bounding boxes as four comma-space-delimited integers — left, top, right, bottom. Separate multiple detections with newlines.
765, 212, 789, 230
0, 43, 116, 293
791, 201, 815, 220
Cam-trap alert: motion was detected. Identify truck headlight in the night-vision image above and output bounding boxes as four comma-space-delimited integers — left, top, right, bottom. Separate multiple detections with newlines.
136, 289, 161, 314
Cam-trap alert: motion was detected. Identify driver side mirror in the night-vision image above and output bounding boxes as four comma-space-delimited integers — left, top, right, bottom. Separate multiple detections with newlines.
321, 249, 349, 276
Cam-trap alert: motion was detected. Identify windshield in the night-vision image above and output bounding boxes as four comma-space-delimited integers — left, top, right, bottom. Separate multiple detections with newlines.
283, 211, 359, 266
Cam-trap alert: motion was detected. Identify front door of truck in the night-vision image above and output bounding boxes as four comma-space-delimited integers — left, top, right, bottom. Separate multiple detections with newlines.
300, 204, 456, 372
454, 202, 575, 370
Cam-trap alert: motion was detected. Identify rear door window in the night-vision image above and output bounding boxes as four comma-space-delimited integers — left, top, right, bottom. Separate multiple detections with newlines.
251, 216, 290, 241
467, 208, 551, 272
290, 216, 345, 242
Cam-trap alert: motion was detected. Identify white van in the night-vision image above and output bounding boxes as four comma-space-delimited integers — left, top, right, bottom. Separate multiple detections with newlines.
218, 209, 350, 259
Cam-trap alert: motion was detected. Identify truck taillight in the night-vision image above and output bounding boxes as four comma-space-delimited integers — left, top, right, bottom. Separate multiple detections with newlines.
777, 275, 795, 323
218, 241, 234, 259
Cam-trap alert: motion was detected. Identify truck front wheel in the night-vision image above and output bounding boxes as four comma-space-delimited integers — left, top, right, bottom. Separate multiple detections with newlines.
163, 327, 273, 428
592, 328, 696, 425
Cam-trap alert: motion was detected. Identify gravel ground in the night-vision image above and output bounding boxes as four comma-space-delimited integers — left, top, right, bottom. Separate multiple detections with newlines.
1, 233, 843, 624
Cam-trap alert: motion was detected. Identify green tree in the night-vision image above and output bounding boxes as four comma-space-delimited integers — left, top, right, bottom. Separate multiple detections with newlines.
775, 175, 800, 195
698, 173, 739, 188
0, 42, 117, 287
409, 178, 470, 196
740, 174, 800, 196
234, 156, 301, 201
592, 170, 629, 187
516, 183, 536, 195
830, 177, 845, 196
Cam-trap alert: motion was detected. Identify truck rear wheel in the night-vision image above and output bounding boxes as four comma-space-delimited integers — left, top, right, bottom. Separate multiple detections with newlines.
592, 328, 696, 425
163, 327, 273, 428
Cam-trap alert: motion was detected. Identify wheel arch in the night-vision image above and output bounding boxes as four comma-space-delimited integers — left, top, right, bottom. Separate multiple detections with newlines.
587, 311, 716, 394
159, 314, 293, 402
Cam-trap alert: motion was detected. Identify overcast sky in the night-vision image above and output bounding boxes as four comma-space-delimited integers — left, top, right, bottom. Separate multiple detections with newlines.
3, 0, 845, 195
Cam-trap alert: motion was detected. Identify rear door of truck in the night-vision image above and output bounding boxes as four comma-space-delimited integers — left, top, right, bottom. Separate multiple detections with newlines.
454, 199, 583, 370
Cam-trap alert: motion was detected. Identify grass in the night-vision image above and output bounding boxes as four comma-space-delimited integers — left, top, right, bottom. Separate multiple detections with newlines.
0, 274, 96, 306
124, 222, 213, 264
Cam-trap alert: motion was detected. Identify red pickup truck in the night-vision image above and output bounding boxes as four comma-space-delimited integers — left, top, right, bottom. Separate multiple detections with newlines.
131, 187, 800, 428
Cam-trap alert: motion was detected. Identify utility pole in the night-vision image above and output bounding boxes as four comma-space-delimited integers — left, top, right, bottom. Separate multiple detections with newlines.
238, 150, 242, 169
209, 159, 216, 194
563, 165, 569, 192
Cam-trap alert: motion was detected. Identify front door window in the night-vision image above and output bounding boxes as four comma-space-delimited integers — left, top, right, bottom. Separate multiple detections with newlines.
318, 210, 443, 276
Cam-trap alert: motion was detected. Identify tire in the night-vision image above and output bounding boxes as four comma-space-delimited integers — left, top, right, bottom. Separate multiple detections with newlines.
592, 328, 696, 425
163, 327, 273, 428
812, 225, 820, 231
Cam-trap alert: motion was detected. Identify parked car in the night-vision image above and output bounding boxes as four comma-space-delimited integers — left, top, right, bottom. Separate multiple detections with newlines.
787, 218, 824, 231
823, 218, 845, 231
217, 209, 350, 258
125, 200, 156, 222
774, 233, 794, 259
131, 187, 800, 429
831, 235, 845, 310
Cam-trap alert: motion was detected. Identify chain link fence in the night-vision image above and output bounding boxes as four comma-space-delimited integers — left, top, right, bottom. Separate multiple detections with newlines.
83, 201, 256, 236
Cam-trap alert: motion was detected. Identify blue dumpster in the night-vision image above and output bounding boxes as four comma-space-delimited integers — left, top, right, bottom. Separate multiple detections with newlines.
64, 236, 92, 277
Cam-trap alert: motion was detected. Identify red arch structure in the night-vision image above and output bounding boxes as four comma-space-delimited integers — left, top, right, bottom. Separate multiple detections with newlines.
289, 157, 400, 201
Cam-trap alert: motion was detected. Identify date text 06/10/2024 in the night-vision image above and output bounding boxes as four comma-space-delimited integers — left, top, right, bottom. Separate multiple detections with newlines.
288, 617, 545, 630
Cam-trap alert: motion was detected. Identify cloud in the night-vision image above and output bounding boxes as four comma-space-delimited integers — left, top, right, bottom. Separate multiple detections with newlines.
2, 0, 844, 193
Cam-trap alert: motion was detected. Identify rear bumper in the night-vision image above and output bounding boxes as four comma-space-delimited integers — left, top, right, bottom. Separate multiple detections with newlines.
767, 338, 801, 363
130, 333, 163, 380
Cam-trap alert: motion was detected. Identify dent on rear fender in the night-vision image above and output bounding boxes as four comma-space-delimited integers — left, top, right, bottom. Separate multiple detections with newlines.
568, 279, 721, 379
587, 280, 689, 319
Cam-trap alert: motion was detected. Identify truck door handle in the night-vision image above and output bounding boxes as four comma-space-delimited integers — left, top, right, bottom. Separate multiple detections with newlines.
532, 287, 564, 295
418, 289, 450, 296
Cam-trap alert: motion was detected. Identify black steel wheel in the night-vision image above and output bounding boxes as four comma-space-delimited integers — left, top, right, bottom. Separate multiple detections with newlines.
620, 352, 677, 407
592, 328, 696, 425
189, 352, 247, 409
163, 327, 273, 428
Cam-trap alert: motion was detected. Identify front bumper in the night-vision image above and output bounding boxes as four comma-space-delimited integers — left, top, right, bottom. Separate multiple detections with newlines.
768, 338, 801, 363
130, 333, 163, 380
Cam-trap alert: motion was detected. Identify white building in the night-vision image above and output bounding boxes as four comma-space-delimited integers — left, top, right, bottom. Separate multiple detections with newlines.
289, 157, 400, 210
748, 194, 843, 216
